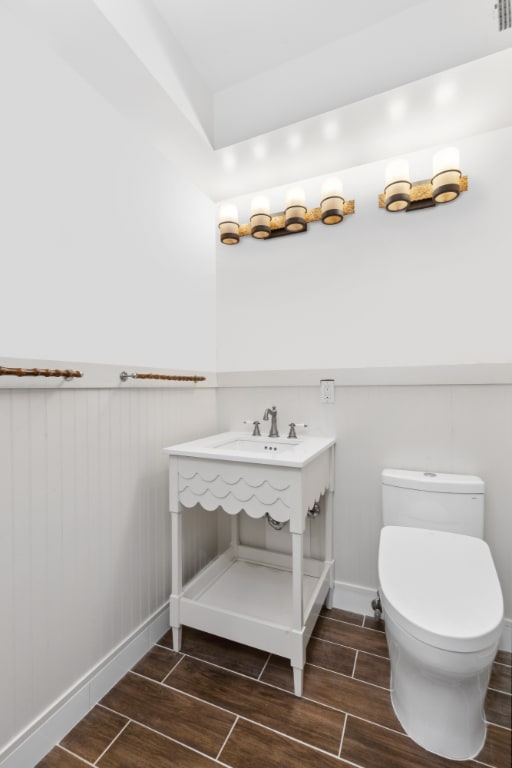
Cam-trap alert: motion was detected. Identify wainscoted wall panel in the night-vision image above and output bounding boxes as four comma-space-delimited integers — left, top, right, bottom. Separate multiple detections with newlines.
216, 382, 512, 626
0, 386, 217, 757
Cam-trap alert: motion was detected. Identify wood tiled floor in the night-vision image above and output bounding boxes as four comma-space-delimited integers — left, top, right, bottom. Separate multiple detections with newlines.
37, 609, 512, 768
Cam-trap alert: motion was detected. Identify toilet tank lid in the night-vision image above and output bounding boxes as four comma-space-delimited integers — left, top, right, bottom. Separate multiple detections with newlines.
382, 469, 484, 494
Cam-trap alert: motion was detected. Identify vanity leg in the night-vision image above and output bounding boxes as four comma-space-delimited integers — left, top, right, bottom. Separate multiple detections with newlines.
291, 531, 304, 696
172, 625, 182, 652
324, 484, 335, 609
170, 507, 183, 652
293, 666, 303, 697
230, 513, 240, 559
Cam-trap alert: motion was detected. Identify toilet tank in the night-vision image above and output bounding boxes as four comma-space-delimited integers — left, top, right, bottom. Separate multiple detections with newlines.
382, 469, 485, 538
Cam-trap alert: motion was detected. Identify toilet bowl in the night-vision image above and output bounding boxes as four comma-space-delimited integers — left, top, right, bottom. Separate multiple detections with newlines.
378, 470, 504, 760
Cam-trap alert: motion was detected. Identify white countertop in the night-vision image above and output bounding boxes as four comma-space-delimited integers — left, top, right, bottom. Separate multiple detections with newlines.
163, 431, 335, 468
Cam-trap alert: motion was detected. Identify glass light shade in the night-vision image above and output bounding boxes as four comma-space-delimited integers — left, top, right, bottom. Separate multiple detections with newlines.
250, 195, 270, 216
284, 186, 306, 232
218, 203, 238, 224
385, 159, 410, 186
218, 202, 239, 244
320, 176, 344, 225
432, 147, 460, 177
250, 195, 271, 239
285, 186, 305, 207
321, 177, 343, 199
432, 147, 461, 204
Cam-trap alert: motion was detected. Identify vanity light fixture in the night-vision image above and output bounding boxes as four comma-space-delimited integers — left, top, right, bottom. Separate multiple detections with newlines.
383, 158, 411, 212
320, 177, 345, 224
218, 178, 354, 244
284, 186, 307, 232
250, 195, 271, 239
218, 202, 240, 244
379, 148, 467, 212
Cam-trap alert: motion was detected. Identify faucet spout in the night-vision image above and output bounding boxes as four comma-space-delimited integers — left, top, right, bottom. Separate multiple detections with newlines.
262, 406, 279, 437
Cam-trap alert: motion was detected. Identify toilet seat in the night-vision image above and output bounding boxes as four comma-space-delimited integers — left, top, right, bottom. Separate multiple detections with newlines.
379, 526, 503, 653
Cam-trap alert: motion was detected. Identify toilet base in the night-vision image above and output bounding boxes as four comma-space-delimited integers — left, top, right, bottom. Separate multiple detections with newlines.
385, 610, 495, 761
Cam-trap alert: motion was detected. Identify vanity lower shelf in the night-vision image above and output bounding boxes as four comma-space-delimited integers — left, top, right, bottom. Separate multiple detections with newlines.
173, 544, 333, 662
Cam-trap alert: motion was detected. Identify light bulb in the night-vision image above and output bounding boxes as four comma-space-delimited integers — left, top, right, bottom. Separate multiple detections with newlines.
250, 195, 270, 216
285, 186, 305, 208
218, 202, 238, 224
433, 147, 460, 176
385, 159, 410, 187
321, 177, 343, 199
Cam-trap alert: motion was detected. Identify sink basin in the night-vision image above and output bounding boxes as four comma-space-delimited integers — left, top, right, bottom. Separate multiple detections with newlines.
213, 437, 301, 455
164, 431, 335, 468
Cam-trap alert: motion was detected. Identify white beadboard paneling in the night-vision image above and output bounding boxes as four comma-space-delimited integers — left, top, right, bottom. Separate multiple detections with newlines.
0, 391, 15, 747
449, 385, 512, 622
217, 383, 512, 626
11, 392, 34, 743
0, 386, 218, 759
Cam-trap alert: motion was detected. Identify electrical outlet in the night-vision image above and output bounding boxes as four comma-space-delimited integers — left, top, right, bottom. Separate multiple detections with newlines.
320, 379, 335, 404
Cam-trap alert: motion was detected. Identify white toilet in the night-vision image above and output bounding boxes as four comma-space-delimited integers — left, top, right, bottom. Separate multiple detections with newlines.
378, 469, 504, 761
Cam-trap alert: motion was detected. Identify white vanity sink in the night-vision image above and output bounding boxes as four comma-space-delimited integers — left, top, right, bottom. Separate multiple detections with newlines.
165, 430, 334, 467
163, 429, 336, 697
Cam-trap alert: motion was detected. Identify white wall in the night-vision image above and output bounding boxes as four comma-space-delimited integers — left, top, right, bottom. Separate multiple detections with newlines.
0, 7, 219, 762
0, 5, 216, 370
216, 127, 512, 371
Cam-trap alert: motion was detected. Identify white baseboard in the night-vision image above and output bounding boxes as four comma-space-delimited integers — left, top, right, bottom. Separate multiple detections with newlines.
0, 604, 169, 768
332, 580, 377, 618
499, 619, 512, 653
332, 580, 512, 653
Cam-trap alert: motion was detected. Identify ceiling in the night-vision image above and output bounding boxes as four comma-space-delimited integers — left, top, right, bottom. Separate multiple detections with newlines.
151, 0, 427, 93
4, 0, 512, 201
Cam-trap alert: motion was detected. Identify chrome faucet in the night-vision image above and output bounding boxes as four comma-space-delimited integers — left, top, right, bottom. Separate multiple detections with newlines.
262, 406, 279, 437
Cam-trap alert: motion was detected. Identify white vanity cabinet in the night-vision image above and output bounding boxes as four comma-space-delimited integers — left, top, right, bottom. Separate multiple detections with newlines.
163, 432, 335, 696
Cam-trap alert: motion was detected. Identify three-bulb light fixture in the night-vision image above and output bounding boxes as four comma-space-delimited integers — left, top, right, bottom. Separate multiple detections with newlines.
218, 177, 354, 245
379, 147, 467, 212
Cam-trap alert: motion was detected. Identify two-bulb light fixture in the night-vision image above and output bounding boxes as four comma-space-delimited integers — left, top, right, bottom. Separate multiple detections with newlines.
379, 147, 468, 212
218, 178, 355, 245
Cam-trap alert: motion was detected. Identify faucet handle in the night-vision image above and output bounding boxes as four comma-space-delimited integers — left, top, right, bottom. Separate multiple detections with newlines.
287, 422, 308, 439
243, 419, 261, 436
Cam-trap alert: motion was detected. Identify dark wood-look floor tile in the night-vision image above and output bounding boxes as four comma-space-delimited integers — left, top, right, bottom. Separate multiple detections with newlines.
363, 615, 386, 632
59, 705, 128, 763
490, 661, 512, 694
485, 686, 512, 729
261, 638, 357, 692
477, 723, 512, 768
159, 626, 269, 678
341, 715, 480, 768
98, 721, 217, 768
220, 718, 350, 768
100, 671, 234, 758
495, 649, 512, 667
166, 656, 344, 755
313, 615, 389, 658
132, 645, 182, 682
302, 664, 402, 732
258, 653, 295, 692
354, 650, 391, 689
320, 607, 364, 626
306, 636, 358, 675
36, 746, 93, 767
